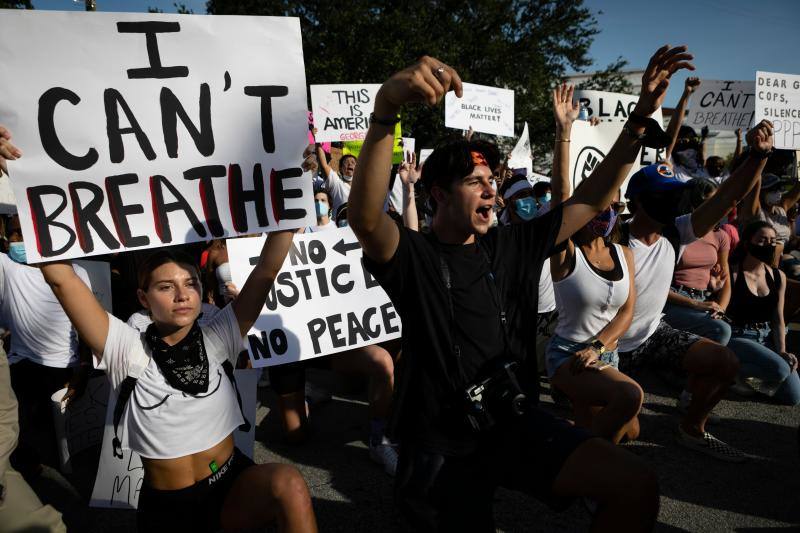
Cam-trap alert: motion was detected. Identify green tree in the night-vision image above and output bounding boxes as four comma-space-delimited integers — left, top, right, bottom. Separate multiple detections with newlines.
149, 3, 194, 13
0, 1, 33, 8
207, 0, 625, 163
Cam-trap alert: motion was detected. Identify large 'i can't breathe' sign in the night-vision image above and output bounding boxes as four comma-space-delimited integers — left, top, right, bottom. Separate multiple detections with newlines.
0, 11, 315, 263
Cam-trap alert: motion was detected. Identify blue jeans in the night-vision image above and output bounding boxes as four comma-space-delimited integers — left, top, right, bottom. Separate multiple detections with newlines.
545, 335, 620, 379
663, 287, 732, 345
728, 327, 800, 405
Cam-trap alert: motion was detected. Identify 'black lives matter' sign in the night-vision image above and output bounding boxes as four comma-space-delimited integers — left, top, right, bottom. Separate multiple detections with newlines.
0, 11, 315, 262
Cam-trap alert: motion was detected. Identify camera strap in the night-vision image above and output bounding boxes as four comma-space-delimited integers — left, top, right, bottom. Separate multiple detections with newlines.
431, 234, 512, 389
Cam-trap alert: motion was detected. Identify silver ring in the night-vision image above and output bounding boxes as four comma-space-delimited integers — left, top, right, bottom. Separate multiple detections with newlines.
435, 67, 446, 78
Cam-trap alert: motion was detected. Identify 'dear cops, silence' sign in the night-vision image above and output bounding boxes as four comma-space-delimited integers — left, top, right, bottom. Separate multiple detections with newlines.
685, 80, 755, 132
310, 84, 381, 143
756, 71, 800, 150
0, 11, 315, 263
228, 228, 402, 367
570, 90, 665, 194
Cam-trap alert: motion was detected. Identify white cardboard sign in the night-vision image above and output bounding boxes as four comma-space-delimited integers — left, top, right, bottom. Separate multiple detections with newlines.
755, 71, 800, 150
401, 137, 416, 160
310, 84, 381, 143
228, 228, 402, 368
89, 369, 257, 509
508, 122, 532, 176
419, 149, 434, 165
0, 175, 17, 214
685, 80, 755, 132
445, 83, 514, 137
0, 11, 315, 263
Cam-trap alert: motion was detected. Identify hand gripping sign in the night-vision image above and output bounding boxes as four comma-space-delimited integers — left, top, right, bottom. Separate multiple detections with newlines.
228, 227, 402, 368
0, 11, 315, 263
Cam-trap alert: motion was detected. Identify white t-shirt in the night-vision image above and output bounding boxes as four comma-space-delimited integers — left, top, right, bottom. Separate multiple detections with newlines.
326, 169, 351, 213
0, 254, 91, 368
618, 214, 696, 352
98, 304, 244, 459
538, 260, 556, 313
306, 220, 336, 233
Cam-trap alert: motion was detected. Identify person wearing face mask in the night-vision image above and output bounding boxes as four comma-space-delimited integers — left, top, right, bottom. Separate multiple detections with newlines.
0, 215, 93, 480
725, 221, 799, 404
665, 77, 709, 183
740, 170, 800, 266
547, 200, 640, 444
316, 144, 357, 213
533, 181, 552, 210
307, 188, 336, 233
617, 119, 773, 463
663, 178, 733, 346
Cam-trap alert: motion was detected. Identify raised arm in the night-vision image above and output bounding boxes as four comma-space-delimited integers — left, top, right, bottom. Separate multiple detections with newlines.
551, 83, 579, 206
398, 152, 420, 231
231, 230, 294, 336
558, 45, 695, 246
41, 261, 109, 358
665, 77, 699, 160
315, 143, 333, 182
780, 181, 800, 212
733, 128, 743, 162
691, 120, 773, 237
349, 56, 462, 263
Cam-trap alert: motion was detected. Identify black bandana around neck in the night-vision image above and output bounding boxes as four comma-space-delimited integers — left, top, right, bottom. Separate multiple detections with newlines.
144, 321, 209, 394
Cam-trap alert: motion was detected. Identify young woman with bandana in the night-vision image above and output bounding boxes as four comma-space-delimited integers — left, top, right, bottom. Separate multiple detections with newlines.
725, 221, 800, 404
35, 232, 317, 532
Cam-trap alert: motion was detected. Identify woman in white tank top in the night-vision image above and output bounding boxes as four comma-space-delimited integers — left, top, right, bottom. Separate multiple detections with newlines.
546, 202, 642, 444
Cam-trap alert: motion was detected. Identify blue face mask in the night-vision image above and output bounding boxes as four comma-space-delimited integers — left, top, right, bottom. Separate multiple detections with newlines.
537, 192, 552, 205
337, 219, 349, 228
8, 241, 26, 264
514, 197, 538, 221
315, 200, 329, 218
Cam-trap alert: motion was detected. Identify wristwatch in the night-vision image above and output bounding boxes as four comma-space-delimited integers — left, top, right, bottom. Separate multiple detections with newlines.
589, 338, 607, 355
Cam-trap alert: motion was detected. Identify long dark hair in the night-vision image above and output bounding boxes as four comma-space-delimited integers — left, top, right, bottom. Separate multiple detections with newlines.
730, 220, 775, 265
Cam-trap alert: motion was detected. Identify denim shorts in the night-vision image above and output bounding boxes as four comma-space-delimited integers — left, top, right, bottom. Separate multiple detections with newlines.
545, 334, 619, 378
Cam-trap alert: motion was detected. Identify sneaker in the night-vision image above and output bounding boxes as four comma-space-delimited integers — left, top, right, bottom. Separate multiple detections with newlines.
730, 378, 757, 397
675, 426, 748, 463
369, 442, 399, 476
677, 390, 720, 425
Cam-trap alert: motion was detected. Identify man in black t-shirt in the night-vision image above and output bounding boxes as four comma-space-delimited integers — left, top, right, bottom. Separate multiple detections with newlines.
349, 48, 695, 531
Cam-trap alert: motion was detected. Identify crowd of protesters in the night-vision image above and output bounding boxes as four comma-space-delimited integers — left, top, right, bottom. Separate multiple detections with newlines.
0, 41, 797, 533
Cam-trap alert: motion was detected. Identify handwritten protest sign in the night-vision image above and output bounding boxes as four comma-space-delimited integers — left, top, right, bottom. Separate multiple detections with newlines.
310, 84, 381, 143
342, 121, 404, 164
90, 369, 257, 509
508, 122, 532, 177
445, 83, 514, 137
419, 149, 434, 165
685, 80, 755, 132
574, 89, 663, 126
756, 71, 800, 150
51, 376, 110, 474
569, 90, 666, 194
228, 228, 401, 368
0, 11, 315, 263
401, 137, 416, 160
0, 175, 16, 215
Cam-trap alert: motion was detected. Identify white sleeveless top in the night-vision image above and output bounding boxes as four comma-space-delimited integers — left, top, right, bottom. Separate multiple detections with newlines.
553, 243, 630, 343
96, 304, 244, 459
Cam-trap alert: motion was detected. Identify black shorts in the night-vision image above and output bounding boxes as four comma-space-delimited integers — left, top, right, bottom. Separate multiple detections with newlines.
394, 407, 593, 532
619, 319, 702, 375
137, 447, 254, 533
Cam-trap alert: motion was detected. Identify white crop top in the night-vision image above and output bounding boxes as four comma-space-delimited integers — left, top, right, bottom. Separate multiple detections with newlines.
96, 304, 244, 459
553, 244, 630, 343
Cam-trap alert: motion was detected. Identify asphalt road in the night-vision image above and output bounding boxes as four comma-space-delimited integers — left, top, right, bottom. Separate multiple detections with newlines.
39, 361, 800, 532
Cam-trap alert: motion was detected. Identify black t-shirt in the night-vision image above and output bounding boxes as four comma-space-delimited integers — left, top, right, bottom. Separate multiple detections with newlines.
364, 205, 565, 455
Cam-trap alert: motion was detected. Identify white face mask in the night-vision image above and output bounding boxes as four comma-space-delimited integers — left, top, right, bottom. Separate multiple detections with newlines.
765, 190, 782, 206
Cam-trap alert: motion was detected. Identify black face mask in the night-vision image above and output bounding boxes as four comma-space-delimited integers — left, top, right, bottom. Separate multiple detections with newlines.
748, 243, 777, 264
144, 321, 209, 394
640, 191, 681, 225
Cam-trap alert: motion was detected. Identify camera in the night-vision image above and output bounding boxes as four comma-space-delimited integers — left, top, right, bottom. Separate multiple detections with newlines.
464, 361, 528, 432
